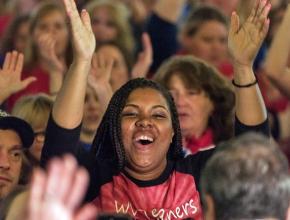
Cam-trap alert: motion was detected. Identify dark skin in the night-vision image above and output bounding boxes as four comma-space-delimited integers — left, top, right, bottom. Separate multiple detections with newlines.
121, 88, 174, 181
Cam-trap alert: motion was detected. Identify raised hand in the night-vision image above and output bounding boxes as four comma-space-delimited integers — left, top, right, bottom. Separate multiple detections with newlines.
0, 51, 36, 103
131, 33, 153, 78
51, 0, 96, 128
228, 0, 271, 67
230, 0, 269, 126
63, 0, 95, 63
25, 155, 97, 220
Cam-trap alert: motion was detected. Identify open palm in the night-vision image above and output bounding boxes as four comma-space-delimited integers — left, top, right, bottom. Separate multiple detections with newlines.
0, 51, 36, 97
63, 0, 95, 62
25, 155, 97, 220
228, 0, 271, 67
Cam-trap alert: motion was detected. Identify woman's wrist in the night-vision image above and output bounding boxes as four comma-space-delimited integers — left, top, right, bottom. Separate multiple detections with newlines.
233, 64, 256, 83
232, 78, 257, 88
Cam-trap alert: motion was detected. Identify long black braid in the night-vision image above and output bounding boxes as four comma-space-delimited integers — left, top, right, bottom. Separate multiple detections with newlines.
91, 78, 184, 171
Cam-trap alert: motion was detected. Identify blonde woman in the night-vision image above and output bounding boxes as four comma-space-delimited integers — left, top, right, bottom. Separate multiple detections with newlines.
6, 1, 72, 110
12, 93, 53, 162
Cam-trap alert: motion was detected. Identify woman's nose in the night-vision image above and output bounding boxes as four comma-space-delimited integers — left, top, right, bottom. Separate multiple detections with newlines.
135, 117, 153, 128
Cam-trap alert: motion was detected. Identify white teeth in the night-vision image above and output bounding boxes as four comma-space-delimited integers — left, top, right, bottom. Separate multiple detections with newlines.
135, 135, 154, 142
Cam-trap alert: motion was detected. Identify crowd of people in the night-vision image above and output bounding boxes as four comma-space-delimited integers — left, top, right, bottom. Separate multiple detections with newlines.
0, 0, 290, 219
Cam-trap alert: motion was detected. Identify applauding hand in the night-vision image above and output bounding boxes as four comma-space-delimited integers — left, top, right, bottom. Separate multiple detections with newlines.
131, 33, 153, 78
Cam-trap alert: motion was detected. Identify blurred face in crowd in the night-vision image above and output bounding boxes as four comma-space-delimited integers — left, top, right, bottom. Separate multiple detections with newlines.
0, 130, 23, 199
97, 44, 129, 91
82, 86, 102, 138
270, 0, 284, 9
14, 20, 30, 53
167, 74, 214, 139
33, 9, 69, 57
182, 20, 228, 67
91, 6, 118, 43
202, 0, 239, 15
121, 88, 174, 180
268, 7, 285, 45
267, 7, 290, 66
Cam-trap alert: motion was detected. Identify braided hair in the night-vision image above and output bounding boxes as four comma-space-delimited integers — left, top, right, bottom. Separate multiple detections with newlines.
91, 78, 184, 171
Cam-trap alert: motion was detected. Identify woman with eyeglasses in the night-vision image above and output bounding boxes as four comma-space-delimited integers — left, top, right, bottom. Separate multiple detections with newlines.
12, 93, 53, 163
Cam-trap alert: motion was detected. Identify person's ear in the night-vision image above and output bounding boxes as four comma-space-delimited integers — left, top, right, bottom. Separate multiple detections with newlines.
204, 194, 216, 220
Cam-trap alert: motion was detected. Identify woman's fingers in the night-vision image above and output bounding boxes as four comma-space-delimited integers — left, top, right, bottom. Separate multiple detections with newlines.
81, 9, 92, 31
45, 158, 64, 201
66, 166, 89, 210
20, 77, 37, 90
258, 3, 271, 32
15, 53, 24, 76
229, 11, 240, 35
1, 51, 23, 73
254, 0, 267, 24
59, 155, 78, 205
64, 0, 83, 35
62, 0, 95, 61
27, 168, 47, 220
8, 51, 18, 71
248, 0, 259, 23
63, 0, 74, 17
2, 52, 12, 70
26, 155, 94, 220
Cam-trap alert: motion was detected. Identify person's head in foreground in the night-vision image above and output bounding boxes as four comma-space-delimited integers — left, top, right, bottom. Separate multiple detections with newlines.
201, 132, 290, 220
92, 78, 184, 178
0, 110, 34, 200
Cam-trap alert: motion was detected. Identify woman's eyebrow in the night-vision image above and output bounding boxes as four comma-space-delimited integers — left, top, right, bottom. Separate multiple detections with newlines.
123, 104, 139, 108
124, 104, 169, 112
152, 105, 169, 112
9, 145, 23, 151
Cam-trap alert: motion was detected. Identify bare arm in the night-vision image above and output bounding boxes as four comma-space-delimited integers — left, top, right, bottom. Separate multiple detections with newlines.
228, 0, 271, 125
52, 0, 96, 129
153, 0, 186, 23
263, 4, 290, 98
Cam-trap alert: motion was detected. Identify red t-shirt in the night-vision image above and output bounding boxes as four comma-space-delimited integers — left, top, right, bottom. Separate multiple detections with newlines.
0, 14, 12, 38
94, 170, 203, 219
